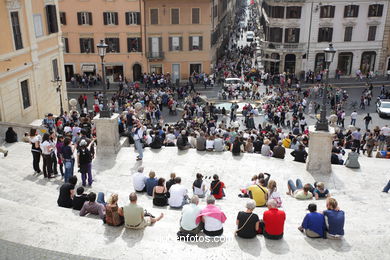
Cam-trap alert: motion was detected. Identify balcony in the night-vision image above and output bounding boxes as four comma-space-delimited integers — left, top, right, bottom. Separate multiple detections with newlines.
147, 52, 164, 61
263, 42, 305, 52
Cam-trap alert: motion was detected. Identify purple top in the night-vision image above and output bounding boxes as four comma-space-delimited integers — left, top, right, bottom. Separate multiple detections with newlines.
80, 201, 106, 220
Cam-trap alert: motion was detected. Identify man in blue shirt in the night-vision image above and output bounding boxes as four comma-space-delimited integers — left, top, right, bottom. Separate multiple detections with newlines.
323, 198, 345, 239
298, 203, 326, 238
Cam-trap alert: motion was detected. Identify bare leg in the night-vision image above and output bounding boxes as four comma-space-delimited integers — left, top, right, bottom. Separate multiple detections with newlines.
151, 213, 164, 223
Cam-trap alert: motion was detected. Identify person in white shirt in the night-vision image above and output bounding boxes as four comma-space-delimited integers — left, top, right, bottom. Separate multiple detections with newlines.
133, 167, 147, 192
206, 136, 215, 151
180, 196, 202, 234
40, 133, 54, 178
132, 120, 146, 161
168, 177, 188, 208
350, 111, 358, 126
193, 173, 207, 198
381, 125, 390, 136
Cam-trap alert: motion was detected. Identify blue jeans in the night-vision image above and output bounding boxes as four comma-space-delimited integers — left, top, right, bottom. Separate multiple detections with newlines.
288, 179, 303, 193
64, 160, 73, 183
383, 180, 390, 193
134, 139, 143, 159
97, 192, 106, 205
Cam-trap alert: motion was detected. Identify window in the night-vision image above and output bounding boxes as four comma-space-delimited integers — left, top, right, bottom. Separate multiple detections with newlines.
63, 37, 69, 53
77, 12, 93, 25
103, 12, 118, 25
344, 27, 353, 42
169, 36, 182, 51
171, 8, 179, 24
60, 12, 66, 25
314, 53, 325, 73
150, 9, 158, 24
33, 14, 43, 38
368, 26, 377, 41
148, 37, 162, 58
360, 52, 376, 74
269, 6, 284, 18
105, 38, 120, 53
20, 80, 31, 109
320, 5, 335, 18
52, 59, 59, 80
189, 36, 203, 50
192, 8, 200, 24
79, 38, 94, 53
344, 5, 359, 18
45, 5, 59, 34
127, 37, 142, 52
286, 6, 301, 19
368, 4, 383, 17
10, 12, 23, 50
318, 27, 333, 42
126, 12, 140, 25
284, 28, 300, 43
269, 27, 283, 43
213, 5, 218, 18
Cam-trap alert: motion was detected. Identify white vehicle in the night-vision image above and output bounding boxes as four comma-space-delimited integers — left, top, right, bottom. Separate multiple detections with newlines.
246, 31, 254, 42
224, 78, 243, 90
377, 99, 390, 118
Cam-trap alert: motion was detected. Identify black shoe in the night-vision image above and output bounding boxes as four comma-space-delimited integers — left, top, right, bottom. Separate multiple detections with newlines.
136, 158, 142, 161
4, 151, 8, 157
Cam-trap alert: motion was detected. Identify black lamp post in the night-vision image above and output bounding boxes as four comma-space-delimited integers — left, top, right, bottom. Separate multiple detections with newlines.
97, 40, 111, 118
51, 76, 64, 116
316, 43, 336, 131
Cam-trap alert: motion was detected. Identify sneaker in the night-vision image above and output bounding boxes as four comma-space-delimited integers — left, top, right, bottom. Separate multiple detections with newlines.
4, 151, 8, 157
136, 158, 142, 161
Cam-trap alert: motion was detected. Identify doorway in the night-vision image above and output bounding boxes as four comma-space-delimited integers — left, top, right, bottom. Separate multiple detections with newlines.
172, 64, 180, 83
284, 54, 296, 73
190, 63, 202, 76
133, 64, 142, 81
65, 65, 74, 82
150, 64, 163, 75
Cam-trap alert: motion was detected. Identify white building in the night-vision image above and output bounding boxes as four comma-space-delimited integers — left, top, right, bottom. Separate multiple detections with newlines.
260, 0, 389, 78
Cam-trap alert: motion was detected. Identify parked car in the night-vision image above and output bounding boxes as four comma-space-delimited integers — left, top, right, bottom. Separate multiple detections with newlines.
246, 31, 254, 42
224, 78, 243, 90
377, 99, 390, 118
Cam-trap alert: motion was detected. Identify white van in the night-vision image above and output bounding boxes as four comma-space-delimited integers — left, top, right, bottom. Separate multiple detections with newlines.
246, 31, 254, 42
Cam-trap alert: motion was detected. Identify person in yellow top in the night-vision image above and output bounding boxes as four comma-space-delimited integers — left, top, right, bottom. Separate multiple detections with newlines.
282, 136, 291, 148
247, 178, 268, 207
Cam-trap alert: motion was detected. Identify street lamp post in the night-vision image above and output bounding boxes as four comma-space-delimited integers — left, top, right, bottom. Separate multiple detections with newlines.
97, 40, 111, 118
316, 43, 336, 131
51, 76, 64, 116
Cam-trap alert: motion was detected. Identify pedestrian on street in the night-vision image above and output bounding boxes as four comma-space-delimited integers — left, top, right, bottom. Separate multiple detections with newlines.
132, 120, 146, 161
350, 111, 358, 126
363, 113, 372, 131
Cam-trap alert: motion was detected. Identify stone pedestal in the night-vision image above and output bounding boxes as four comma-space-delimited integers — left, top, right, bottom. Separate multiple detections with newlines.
306, 125, 335, 174
94, 113, 120, 154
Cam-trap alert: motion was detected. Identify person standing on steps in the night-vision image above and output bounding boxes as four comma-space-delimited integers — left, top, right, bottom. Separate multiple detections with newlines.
29, 128, 42, 174
132, 120, 146, 161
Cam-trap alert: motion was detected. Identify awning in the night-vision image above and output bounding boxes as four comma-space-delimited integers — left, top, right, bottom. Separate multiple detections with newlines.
81, 65, 95, 72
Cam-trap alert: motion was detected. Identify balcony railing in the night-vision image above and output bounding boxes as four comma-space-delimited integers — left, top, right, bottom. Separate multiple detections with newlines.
147, 52, 164, 60
264, 42, 305, 51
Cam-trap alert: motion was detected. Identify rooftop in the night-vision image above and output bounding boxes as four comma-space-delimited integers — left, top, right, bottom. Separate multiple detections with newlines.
0, 142, 389, 259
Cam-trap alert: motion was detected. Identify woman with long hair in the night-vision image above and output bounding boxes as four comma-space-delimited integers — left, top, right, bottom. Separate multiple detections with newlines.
29, 128, 42, 174
267, 180, 282, 207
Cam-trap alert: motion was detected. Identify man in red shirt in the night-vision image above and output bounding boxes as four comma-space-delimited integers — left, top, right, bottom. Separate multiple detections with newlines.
261, 199, 286, 240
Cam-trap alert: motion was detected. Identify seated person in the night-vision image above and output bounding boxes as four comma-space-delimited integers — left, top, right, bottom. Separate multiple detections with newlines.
80, 192, 106, 221
290, 145, 308, 163
247, 178, 268, 207
267, 180, 282, 208
210, 174, 226, 200
272, 141, 286, 159
150, 132, 164, 149
22, 132, 30, 143
196, 196, 227, 236
72, 186, 88, 210
180, 196, 202, 235
105, 193, 124, 226
166, 173, 176, 192
345, 147, 360, 168
236, 200, 260, 239
313, 182, 330, 200
214, 134, 225, 152
177, 130, 191, 150
287, 179, 313, 200
57, 176, 78, 208
5, 127, 17, 143
331, 148, 342, 165
153, 178, 168, 206
260, 199, 286, 240
298, 203, 326, 238
168, 177, 188, 208
133, 166, 147, 192
145, 171, 158, 196
323, 198, 345, 239
376, 146, 390, 159
123, 192, 163, 229
193, 173, 207, 198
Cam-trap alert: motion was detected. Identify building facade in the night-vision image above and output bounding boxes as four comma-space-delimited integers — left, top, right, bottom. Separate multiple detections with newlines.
261, 0, 389, 78
0, 0, 67, 123
59, 0, 238, 82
